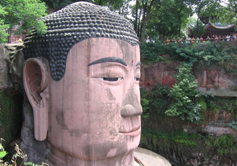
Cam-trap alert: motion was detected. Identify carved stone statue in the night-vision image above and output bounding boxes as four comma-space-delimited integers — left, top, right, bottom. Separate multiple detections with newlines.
23, 2, 142, 166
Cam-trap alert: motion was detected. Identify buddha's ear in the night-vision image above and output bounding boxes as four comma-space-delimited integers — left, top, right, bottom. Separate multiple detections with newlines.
23, 57, 50, 141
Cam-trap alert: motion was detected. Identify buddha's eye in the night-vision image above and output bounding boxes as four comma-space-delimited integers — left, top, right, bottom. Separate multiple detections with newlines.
96, 77, 123, 81
134, 77, 140, 81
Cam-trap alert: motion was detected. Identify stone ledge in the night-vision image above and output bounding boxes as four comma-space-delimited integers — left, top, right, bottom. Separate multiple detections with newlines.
134, 147, 171, 166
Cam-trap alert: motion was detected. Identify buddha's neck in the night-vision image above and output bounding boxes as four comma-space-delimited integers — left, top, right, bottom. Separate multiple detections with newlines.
47, 144, 135, 166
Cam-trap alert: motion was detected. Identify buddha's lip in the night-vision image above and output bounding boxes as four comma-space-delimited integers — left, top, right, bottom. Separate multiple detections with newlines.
119, 126, 141, 136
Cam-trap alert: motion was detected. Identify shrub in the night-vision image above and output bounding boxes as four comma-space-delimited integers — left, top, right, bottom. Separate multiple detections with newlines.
140, 85, 171, 117
0, 138, 48, 166
165, 63, 202, 123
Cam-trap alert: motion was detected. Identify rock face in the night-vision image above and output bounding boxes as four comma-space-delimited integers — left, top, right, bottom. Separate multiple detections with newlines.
0, 44, 25, 145
0, 44, 47, 163
196, 66, 237, 97
140, 62, 178, 88
140, 62, 237, 138
0, 43, 24, 88
0, 44, 12, 88
140, 63, 237, 97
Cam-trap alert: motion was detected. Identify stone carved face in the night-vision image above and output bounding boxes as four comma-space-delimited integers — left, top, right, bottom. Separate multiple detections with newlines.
23, 38, 142, 165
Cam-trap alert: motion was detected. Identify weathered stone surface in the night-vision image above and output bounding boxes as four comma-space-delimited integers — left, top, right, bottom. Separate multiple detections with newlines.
203, 125, 237, 136
134, 147, 172, 166
0, 45, 11, 88
8, 45, 24, 79
141, 63, 237, 97
20, 102, 48, 164
0, 43, 24, 89
140, 62, 178, 88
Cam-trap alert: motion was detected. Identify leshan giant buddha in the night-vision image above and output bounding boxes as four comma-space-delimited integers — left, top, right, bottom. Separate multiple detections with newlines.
23, 2, 143, 166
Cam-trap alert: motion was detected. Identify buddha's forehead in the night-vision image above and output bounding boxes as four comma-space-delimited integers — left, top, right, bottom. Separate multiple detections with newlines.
69, 38, 140, 65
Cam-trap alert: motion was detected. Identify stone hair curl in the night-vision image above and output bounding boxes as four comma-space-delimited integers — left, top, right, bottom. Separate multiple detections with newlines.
23, 2, 139, 81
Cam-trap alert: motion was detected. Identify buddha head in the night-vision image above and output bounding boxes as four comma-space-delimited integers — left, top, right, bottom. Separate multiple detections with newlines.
23, 2, 142, 166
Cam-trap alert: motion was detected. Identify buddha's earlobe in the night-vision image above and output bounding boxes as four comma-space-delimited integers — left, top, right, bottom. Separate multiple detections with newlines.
23, 57, 50, 141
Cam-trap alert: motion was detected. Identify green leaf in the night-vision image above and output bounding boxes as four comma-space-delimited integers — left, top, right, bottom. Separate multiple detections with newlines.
0, 151, 7, 159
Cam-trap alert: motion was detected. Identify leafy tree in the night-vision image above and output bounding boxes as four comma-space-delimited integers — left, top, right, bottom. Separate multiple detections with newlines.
43, 0, 127, 12
130, 0, 157, 44
146, 0, 179, 39
0, 7, 9, 43
146, 0, 193, 39
42, 0, 78, 11
196, 0, 224, 23
130, 0, 142, 40
217, 0, 237, 25
165, 63, 202, 123
139, 0, 156, 44
150, 0, 193, 36
195, 0, 237, 26
192, 19, 206, 37
93, 0, 128, 11
175, 0, 194, 36
0, 0, 47, 43
131, 0, 196, 42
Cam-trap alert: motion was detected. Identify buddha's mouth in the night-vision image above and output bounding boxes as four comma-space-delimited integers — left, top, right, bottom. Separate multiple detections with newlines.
119, 126, 141, 136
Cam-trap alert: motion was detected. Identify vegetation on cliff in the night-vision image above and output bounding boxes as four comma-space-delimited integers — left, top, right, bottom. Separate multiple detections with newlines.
0, 88, 23, 146
165, 63, 202, 123
140, 41, 237, 165
140, 128, 237, 165
141, 40, 237, 72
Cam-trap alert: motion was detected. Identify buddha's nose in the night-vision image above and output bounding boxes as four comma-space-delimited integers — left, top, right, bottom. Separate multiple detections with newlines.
120, 87, 143, 117
121, 104, 142, 117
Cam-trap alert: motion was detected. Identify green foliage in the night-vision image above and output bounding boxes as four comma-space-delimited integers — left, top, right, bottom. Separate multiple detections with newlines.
43, 0, 126, 11
92, 0, 126, 11
140, 42, 237, 122
0, 138, 48, 166
228, 121, 237, 131
140, 89, 150, 116
140, 85, 171, 117
215, 98, 237, 113
42, 0, 77, 10
146, 0, 192, 38
191, 19, 206, 37
196, 0, 223, 19
199, 93, 219, 114
0, 139, 7, 160
197, 99, 207, 111
140, 129, 199, 163
215, 134, 235, 149
0, 138, 25, 166
216, 0, 237, 25
140, 129, 197, 157
140, 129, 237, 164
130, 0, 197, 43
0, 0, 47, 43
165, 63, 202, 123
140, 40, 178, 64
149, 86, 171, 116
0, 6, 9, 43
0, 89, 23, 145
0, 89, 15, 143
141, 41, 237, 74
144, 0, 195, 39
205, 134, 236, 156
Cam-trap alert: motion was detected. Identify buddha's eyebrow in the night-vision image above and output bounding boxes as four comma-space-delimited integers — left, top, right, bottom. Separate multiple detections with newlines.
88, 57, 127, 66
136, 61, 141, 66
